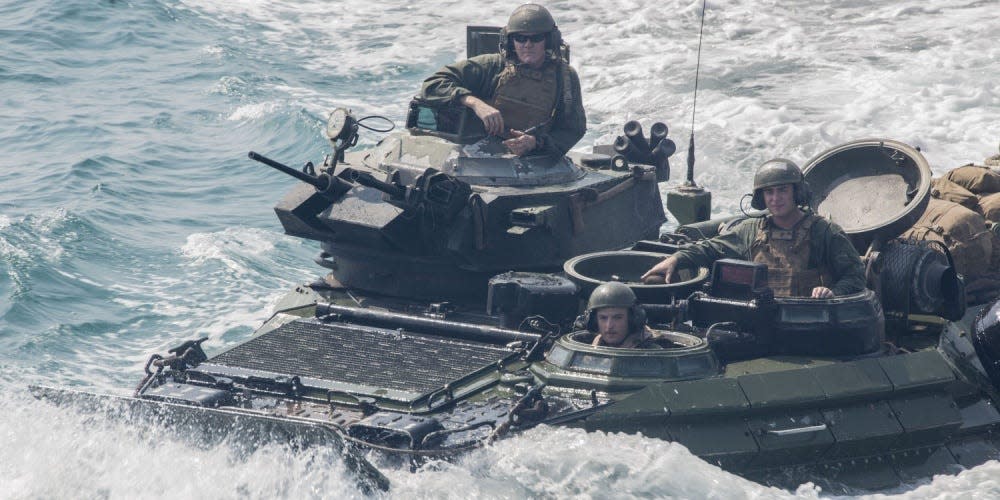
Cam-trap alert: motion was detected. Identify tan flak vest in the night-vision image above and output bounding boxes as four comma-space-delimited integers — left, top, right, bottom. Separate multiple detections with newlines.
750, 214, 834, 297
492, 62, 558, 133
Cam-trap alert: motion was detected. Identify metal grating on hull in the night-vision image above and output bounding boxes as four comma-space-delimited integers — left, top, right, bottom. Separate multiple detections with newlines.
206, 319, 513, 395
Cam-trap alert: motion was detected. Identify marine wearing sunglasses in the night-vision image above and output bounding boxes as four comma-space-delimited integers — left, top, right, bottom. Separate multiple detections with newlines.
419, 4, 586, 158
511, 33, 546, 44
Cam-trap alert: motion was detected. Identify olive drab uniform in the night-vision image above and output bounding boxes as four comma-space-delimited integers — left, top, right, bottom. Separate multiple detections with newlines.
492, 63, 559, 133
750, 214, 835, 297
419, 53, 586, 157
671, 213, 866, 297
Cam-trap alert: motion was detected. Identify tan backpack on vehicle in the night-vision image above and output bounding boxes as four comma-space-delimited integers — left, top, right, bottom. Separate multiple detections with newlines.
978, 192, 1000, 223
898, 198, 993, 280
930, 177, 979, 209
944, 164, 1000, 194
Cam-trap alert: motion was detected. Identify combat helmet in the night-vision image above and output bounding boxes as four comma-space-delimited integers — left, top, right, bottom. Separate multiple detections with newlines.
750, 158, 810, 210
584, 281, 646, 334
505, 4, 556, 33
501, 4, 563, 56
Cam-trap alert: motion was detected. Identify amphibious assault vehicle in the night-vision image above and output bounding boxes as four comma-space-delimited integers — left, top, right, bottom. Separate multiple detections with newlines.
37, 123, 1000, 495
32, 28, 1000, 494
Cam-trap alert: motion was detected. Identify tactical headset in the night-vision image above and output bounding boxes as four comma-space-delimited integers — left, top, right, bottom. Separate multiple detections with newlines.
583, 303, 647, 335
750, 182, 812, 210
499, 28, 564, 62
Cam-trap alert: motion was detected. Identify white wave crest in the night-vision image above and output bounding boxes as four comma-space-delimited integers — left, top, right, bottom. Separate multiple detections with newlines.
0, 388, 363, 499
226, 100, 282, 122
180, 226, 278, 274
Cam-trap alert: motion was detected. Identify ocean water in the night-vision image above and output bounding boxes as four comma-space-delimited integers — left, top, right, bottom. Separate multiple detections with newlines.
2, 0, 999, 497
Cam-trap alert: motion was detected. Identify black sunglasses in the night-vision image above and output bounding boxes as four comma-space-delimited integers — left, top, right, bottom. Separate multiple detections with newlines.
511, 33, 546, 44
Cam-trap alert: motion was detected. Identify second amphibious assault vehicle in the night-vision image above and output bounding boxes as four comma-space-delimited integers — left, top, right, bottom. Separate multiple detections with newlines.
34, 26, 1000, 494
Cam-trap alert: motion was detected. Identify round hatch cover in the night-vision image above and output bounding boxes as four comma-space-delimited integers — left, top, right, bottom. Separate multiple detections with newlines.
802, 138, 932, 252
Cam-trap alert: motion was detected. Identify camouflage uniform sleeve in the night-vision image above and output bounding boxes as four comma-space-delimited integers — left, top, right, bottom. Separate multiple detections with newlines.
419, 54, 504, 107
814, 219, 867, 295
536, 64, 586, 157
672, 218, 758, 270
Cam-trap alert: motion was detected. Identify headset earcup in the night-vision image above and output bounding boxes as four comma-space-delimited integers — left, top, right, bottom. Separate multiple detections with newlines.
500, 28, 512, 55
548, 27, 562, 53
751, 191, 765, 210
584, 308, 596, 332
797, 181, 812, 206
630, 304, 646, 333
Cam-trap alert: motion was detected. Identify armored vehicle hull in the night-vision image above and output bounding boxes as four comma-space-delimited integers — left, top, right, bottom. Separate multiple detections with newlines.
33, 134, 1000, 493
38, 277, 998, 493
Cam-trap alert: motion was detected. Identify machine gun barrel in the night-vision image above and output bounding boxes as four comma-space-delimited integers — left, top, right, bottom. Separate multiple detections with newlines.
339, 168, 406, 198
316, 303, 541, 344
249, 151, 332, 191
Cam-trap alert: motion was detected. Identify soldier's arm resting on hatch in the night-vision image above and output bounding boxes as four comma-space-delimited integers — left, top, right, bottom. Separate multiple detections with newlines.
642, 221, 754, 281
462, 95, 504, 136
419, 54, 502, 107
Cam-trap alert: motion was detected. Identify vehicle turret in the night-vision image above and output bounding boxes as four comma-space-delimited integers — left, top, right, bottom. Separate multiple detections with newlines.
264, 109, 670, 301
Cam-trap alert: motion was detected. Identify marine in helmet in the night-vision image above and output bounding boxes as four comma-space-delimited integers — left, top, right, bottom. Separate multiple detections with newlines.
584, 282, 660, 348
642, 159, 866, 298
419, 4, 586, 157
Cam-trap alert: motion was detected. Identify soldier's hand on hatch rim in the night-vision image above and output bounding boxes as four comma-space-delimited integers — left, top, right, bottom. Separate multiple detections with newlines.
504, 129, 536, 156
641, 256, 678, 284
462, 96, 504, 136
811, 286, 834, 299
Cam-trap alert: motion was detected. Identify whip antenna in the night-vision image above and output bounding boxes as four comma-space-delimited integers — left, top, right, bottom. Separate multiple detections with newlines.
665, 0, 712, 225
686, 0, 707, 186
